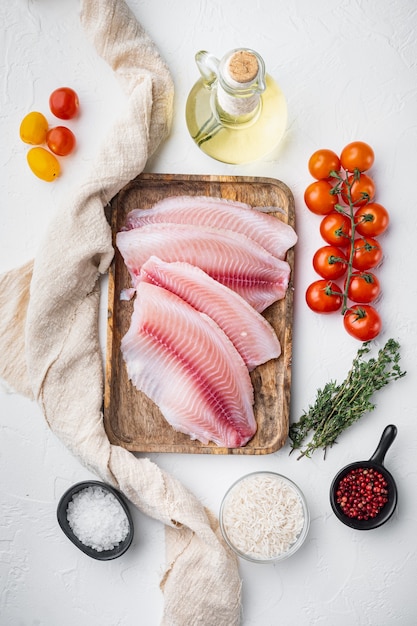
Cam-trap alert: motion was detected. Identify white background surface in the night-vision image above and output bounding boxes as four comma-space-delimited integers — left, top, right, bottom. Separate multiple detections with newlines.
1, 1, 416, 625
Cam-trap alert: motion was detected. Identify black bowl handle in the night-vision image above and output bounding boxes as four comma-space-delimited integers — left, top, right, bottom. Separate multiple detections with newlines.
369, 424, 397, 466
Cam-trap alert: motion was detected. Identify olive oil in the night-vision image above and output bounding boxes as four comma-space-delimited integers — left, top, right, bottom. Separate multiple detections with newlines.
186, 49, 287, 164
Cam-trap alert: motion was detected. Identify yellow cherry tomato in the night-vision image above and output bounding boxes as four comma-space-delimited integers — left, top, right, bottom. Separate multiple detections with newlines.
19, 111, 49, 145
27, 147, 60, 182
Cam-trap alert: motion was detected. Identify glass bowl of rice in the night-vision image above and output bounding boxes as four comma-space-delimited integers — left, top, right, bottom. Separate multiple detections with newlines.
219, 471, 310, 563
57, 480, 134, 560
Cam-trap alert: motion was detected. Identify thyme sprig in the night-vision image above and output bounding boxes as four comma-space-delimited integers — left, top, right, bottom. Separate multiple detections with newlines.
289, 339, 406, 459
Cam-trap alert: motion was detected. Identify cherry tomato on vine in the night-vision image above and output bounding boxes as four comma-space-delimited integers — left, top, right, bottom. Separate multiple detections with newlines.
320, 211, 351, 247
312, 245, 348, 280
308, 149, 341, 180
340, 141, 375, 173
46, 126, 76, 156
341, 173, 376, 207
354, 203, 389, 237
345, 272, 381, 303
49, 87, 79, 120
351, 236, 383, 271
343, 304, 382, 341
305, 280, 343, 314
27, 147, 60, 182
304, 180, 338, 215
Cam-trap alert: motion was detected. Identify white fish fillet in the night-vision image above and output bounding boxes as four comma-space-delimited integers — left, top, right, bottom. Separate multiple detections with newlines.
116, 223, 290, 312
139, 256, 281, 371
123, 195, 297, 260
121, 281, 256, 448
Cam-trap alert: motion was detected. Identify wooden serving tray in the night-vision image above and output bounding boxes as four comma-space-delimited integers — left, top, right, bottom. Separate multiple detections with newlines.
104, 173, 295, 454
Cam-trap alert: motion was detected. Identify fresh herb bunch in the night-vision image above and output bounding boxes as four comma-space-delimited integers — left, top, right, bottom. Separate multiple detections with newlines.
289, 339, 406, 459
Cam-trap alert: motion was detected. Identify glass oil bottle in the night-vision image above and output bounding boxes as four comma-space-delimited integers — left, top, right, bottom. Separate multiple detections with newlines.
185, 48, 287, 164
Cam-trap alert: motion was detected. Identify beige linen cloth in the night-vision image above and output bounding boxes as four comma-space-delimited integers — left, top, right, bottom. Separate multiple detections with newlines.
0, 1, 241, 624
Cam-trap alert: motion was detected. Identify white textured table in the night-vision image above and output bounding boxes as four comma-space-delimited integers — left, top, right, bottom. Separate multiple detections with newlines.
1, 1, 416, 624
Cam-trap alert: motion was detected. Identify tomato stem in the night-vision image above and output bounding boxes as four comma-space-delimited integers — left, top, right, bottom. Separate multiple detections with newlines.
328, 255, 347, 266
331, 170, 362, 314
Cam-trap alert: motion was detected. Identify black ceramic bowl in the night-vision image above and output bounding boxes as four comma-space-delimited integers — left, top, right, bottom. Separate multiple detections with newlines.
57, 480, 134, 560
330, 425, 398, 530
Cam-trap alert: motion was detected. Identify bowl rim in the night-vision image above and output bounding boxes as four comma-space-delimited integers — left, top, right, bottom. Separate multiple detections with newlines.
219, 470, 310, 564
57, 480, 134, 560
329, 461, 398, 530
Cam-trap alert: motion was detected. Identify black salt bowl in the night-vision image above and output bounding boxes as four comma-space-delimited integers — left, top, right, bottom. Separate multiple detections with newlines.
330, 425, 398, 531
57, 480, 134, 560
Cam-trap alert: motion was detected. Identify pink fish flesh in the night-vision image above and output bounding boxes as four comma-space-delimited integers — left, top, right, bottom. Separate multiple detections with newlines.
139, 256, 281, 371
121, 281, 257, 448
123, 195, 297, 260
116, 223, 291, 312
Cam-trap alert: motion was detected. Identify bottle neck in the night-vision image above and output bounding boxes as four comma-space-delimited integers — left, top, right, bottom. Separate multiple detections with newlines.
214, 49, 265, 124
216, 84, 261, 120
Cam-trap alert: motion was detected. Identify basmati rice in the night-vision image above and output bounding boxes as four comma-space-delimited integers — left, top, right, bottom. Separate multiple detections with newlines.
221, 473, 305, 561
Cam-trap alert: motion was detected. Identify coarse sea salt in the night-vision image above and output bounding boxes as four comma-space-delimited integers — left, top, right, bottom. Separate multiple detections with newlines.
66, 485, 129, 552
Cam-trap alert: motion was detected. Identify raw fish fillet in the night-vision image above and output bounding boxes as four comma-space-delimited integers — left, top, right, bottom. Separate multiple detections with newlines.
121, 281, 257, 448
139, 256, 281, 371
116, 223, 291, 312
123, 195, 297, 260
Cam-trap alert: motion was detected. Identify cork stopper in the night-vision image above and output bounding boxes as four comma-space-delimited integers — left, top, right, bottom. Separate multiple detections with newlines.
227, 50, 259, 84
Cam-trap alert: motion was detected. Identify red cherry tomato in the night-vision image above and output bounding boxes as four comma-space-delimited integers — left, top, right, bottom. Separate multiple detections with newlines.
49, 87, 79, 120
305, 280, 343, 314
340, 141, 375, 173
320, 212, 352, 248
341, 174, 376, 207
351, 237, 383, 271
46, 126, 76, 156
345, 272, 381, 303
308, 149, 341, 180
304, 180, 338, 215
343, 305, 382, 341
354, 203, 389, 237
312, 245, 348, 280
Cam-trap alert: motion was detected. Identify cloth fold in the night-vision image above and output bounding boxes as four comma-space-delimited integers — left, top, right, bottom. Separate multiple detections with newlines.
0, 1, 241, 624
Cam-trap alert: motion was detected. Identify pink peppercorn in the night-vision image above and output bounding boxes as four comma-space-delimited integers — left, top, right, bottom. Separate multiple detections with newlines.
336, 467, 388, 520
